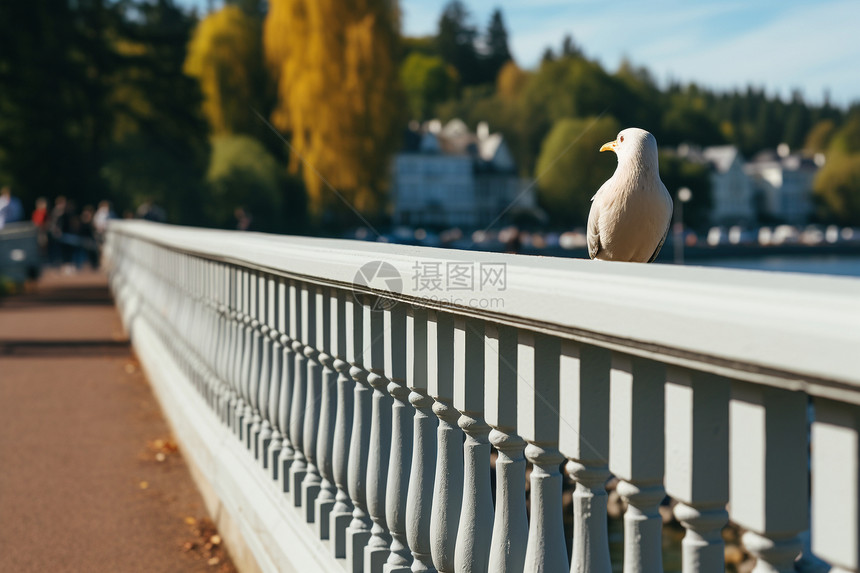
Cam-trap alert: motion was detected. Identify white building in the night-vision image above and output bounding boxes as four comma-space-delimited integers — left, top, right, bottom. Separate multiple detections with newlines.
678, 144, 756, 226
392, 119, 536, 229
745, 144, 822, 225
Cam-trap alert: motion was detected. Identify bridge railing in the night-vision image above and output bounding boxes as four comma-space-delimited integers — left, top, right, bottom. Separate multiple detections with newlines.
105, 220, 860, 573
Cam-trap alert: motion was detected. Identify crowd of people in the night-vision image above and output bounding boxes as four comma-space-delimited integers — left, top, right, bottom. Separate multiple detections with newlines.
1, 188, 121, 273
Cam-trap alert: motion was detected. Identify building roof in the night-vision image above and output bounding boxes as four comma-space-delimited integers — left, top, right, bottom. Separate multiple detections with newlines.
400, 119, 516, 173
702, 146, 740, 173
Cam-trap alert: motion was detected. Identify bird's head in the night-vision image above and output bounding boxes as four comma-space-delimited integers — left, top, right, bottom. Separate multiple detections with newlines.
600, 128, 658, 169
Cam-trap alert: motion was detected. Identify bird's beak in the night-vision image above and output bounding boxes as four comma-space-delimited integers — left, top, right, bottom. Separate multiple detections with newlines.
600, 140, 618, 153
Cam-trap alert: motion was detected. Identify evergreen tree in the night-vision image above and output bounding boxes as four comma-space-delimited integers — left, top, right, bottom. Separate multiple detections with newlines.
436, 1, 480, 87
483, 9, 512, 83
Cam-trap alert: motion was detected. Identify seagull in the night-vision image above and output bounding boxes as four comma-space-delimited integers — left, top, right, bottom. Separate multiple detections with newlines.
587, 128, 673, 263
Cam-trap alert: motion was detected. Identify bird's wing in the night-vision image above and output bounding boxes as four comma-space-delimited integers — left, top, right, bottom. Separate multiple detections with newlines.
647, 217, 671, 263
587, 200, 602, 260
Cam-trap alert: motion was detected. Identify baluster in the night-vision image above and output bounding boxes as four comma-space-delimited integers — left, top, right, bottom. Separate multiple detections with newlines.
365, 299, 393, 573
405, 308, 437, 572
330, 290, 355, 558
730, 383, 807, 572
665, 367, 729, 573
316, 287, 338, 535
301, 284, 324, 520
428, 311, 462, 573
485, 323, 527, 573
251, 272, 270, 459
242, 269, 257, 448
384, 304, 413, 572
812, 398, 860, 573
234, 268, 249, 439
288, 280, 308, 505
346, 295, 373, 573
609, 353, 666, 573
453, 318, 493, 571
259, 275, 280, 469
274, 276, 296, 488
559, 342, 611, 573
519, 331, 568, 571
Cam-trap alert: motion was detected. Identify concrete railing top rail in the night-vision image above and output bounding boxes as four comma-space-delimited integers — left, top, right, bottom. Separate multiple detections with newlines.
113, 220, 860, 400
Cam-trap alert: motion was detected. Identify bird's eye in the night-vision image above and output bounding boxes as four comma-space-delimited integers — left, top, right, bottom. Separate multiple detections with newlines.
619, 135, 624, 143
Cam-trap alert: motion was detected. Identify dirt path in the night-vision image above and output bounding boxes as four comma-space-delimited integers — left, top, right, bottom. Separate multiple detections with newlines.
0, 270, 237, 573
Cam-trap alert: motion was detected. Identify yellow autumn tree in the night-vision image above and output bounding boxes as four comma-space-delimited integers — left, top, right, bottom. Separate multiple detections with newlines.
264, 0, 404, 217
184, 5, 264, 136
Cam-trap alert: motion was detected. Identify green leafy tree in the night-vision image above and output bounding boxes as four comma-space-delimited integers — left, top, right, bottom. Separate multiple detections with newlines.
400, 53, 458, 120
814, 153, 860, 225
535, 115, 621, 226
804, 119, 837, 153
207, 134, 306, 232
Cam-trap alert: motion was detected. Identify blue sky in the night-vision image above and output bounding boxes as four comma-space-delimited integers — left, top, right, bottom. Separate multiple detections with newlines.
178, 0, 860, 105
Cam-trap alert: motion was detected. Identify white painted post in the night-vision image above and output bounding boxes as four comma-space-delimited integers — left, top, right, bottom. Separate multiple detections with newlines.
267, 277, 288, 481
453, 317, 493, 572
428, 310, 462, 573
812, 398, 860, 573
244, 269, 259, 449
559, 342, 612, 573
519, 331, 568, 571
288, 280, 308, 506
275, 276, 297, 490
664, 367, 729, 573
251, 272, 271, 461
485, 323, 527, 573
316, 287, 338, 538
405, 307, 437, 572
301, 284, 324, 522
346, 295, 373, 573
609, 353, 666, 573
384, 304, 413, 573
258, 275, 277, 468
330, 290, 354, 558
730, 382, 808, 572
365, 299, 393, 573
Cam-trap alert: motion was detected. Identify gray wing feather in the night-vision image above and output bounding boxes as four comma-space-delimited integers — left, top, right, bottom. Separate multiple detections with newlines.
587, 200, 601, 260
647, 218, 671, 263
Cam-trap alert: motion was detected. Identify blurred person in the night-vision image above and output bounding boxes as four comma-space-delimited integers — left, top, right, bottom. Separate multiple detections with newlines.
0, 186, 24, 229
77, 205, 99, 269
234, 206, 252, 231
93, 200, 114, 242
31, 197, 50, 255
136, 198, 166, 223
48, 196, 67, 264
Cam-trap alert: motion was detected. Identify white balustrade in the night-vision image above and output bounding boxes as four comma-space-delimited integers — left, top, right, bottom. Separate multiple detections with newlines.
560, 342, 612, 573
104, 221, 860, 573
665, 368, 729, 573
730, 383, 808, 572
485, 323, 527, 573
610, 354, 666, 573
428, 311, 462, 573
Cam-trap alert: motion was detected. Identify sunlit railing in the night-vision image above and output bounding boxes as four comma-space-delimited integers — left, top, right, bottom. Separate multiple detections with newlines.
105, 220, 860, 573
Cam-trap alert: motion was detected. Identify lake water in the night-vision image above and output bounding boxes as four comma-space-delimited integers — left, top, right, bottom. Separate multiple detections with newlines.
693, 255, 860, 277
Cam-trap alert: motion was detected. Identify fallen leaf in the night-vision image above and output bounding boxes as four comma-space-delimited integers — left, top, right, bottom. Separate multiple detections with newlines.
155, 452, 166, 462
139, 481, 149, 489
153, 439, 165, 450
184, 516, 197, 525
209, 534, 221, 546
208, 557, 220, 566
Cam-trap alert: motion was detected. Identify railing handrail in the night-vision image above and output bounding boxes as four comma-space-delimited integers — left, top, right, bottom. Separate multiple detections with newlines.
109, 220, 860, 401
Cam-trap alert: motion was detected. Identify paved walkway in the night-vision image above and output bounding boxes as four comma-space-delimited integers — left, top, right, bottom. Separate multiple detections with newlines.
0, 270, 236, 573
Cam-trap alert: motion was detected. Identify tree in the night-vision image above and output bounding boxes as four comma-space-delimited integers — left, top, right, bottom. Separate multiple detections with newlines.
265, 0, 404, 218
207, 134, 306, 232
483, 9, 512, 83
400, 53, 458, 120
814, 153, 860, 225
535, 115, 621, 226
804, 119, 837, 153
436, 1, 481, 87
184, 4, 267, 136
